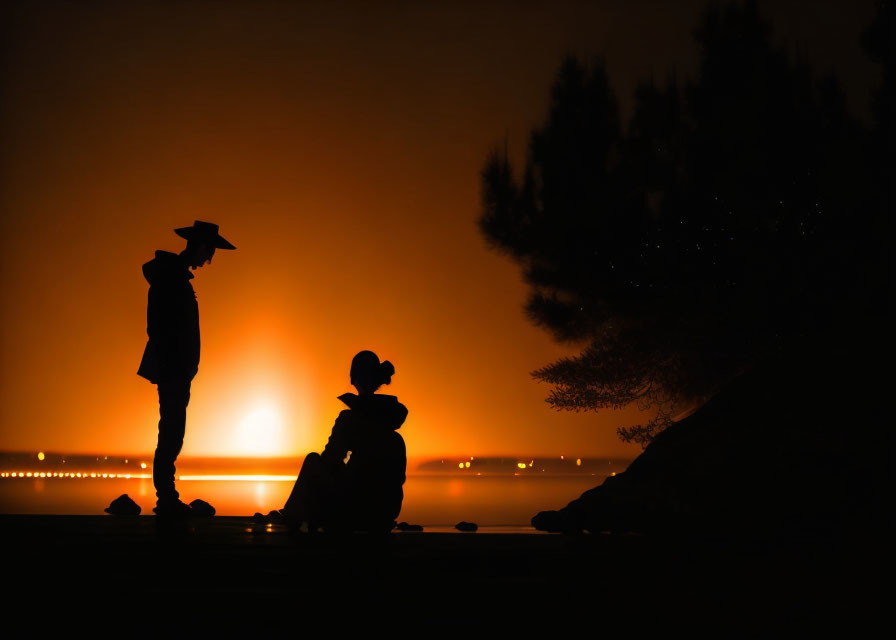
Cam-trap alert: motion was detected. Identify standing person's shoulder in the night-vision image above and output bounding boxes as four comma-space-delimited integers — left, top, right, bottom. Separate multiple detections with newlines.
142, 251, 190, 285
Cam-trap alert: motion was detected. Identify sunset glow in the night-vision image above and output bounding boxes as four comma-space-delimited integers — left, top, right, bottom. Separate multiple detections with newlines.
0, 1, 874, 465
0, 0, 686, 463
234, 405, 284, 456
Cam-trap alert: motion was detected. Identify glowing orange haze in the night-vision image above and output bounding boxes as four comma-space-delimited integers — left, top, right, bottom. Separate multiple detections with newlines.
0, 2, 873, 460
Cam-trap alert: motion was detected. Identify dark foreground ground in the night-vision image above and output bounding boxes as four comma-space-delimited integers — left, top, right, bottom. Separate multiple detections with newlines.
0, 515, 884, 633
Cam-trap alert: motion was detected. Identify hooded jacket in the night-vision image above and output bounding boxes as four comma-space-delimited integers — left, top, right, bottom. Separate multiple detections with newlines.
321, 392, 408, 527
137, 251, 200, 383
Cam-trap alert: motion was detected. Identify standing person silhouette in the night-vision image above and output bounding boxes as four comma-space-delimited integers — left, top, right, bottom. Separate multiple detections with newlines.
137, 220, 235, 516
280, 350, 408, 533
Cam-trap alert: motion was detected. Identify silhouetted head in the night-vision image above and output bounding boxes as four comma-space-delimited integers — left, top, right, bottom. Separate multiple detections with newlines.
175, 220, 236, 270
350, 350, 394, 395
182, 239, 216, 269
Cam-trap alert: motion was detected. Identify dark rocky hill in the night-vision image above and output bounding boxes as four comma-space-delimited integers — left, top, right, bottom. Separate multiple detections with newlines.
533, 343, 889, 538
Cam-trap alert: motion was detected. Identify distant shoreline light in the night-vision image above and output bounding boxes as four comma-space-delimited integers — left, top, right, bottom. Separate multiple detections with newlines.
0, 471, 295, 482
0, 470, 608, 481
0, 471, 150, 479
1, 456, 629, 481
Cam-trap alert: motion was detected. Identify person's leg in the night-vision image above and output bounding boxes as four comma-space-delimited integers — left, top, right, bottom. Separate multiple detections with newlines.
283, 452, 322, 524
154, 377, 191, 506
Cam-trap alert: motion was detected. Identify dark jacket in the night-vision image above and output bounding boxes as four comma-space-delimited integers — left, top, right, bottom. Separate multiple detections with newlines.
137, 251, 200, 383
321, 392, 408, 529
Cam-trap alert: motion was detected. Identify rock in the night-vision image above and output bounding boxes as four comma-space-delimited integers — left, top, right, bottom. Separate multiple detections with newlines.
189, 499, 215, 517
104, 494, 141, 516
531, 509, 579, 534
395, 521, 424, 532
455, 521, 478, 532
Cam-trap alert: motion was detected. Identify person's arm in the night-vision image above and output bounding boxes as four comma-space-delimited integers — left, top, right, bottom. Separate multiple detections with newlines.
320, 410, 351, 467
147, 283, 197, 378
147, 284, 180, 372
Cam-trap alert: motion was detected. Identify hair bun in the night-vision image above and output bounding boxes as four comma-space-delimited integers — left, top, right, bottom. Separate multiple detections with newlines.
380, 360, 395, 385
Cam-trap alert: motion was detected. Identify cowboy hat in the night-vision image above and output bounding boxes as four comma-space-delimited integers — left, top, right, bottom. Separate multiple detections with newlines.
174, 220, 236, 250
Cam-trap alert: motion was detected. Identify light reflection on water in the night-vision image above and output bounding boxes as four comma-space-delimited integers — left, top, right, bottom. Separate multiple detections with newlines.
0, 475, 606, 525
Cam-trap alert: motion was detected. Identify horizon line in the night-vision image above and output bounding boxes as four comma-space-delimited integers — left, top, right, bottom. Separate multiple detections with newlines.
0, 450, 635, 461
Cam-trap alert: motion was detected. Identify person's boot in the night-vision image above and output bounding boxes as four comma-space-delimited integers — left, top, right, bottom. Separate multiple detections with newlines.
153, 499, 193, 518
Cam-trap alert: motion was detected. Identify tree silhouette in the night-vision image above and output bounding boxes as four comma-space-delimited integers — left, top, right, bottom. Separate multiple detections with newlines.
480, 1, 889, 444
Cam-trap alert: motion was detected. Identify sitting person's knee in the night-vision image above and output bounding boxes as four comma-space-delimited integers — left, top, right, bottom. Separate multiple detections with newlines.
300, 452, 321, 473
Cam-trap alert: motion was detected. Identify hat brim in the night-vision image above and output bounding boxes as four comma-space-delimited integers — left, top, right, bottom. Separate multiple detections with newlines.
175, 227, 236, 250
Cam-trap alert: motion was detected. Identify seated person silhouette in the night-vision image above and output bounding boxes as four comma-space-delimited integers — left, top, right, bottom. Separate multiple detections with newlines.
281, 350, 408, 533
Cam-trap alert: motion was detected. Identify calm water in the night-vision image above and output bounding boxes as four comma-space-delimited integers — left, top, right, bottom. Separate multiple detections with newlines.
0, 474, 605, 525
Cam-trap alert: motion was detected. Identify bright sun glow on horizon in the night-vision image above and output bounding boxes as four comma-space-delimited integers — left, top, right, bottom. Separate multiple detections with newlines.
234, 405, 284, 456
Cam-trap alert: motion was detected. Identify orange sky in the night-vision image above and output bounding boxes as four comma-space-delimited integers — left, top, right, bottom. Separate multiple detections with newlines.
0, 1, 876, 458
